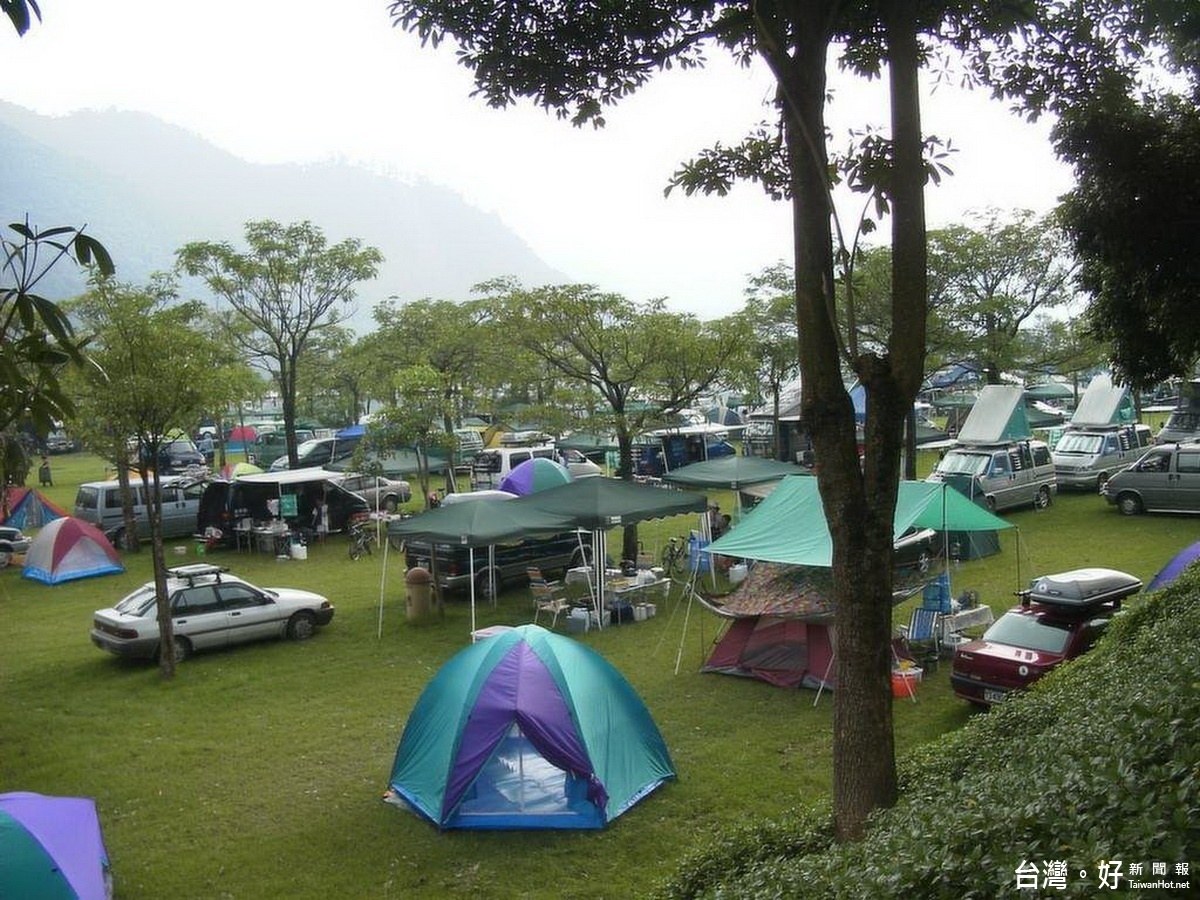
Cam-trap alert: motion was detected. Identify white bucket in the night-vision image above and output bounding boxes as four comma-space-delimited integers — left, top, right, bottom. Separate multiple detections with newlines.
633, 604, 647, 622
290, 544, 308, 560
728, 563, 748, 584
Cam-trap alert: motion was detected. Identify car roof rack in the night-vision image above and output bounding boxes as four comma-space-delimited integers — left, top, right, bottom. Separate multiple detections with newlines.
166, 563, 229, 584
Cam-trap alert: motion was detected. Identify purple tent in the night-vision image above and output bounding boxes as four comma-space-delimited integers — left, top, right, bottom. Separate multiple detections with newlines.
497, 457, 572, 496
0, 792, 111, 899
1147, 541, 1200, 592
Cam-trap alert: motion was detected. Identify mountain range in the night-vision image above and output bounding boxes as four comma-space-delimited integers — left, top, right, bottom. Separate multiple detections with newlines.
0, 101, 565, 330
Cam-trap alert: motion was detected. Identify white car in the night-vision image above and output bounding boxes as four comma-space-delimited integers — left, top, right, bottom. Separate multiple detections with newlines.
90, 564, 335, 661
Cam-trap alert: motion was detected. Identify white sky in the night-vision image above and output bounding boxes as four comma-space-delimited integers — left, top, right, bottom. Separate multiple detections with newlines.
1, 0, 1074, 320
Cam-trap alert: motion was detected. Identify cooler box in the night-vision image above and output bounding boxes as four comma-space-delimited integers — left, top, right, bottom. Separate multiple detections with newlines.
688, 536, 711, 574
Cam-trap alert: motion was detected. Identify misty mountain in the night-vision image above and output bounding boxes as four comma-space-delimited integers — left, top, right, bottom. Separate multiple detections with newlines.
0, 101, 565, 330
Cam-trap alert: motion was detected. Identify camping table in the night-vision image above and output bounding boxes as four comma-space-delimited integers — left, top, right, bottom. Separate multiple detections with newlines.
253, 523, 291, 556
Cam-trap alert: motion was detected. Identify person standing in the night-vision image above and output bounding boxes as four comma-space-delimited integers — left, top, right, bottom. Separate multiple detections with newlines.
38, 455, 52, 487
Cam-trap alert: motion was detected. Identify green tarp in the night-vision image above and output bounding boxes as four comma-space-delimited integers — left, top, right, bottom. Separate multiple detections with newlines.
706, 476, 1012, 567
660, 456, 811, 489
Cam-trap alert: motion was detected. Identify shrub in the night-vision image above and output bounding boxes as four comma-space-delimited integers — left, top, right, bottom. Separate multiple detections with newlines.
655, 571, 1200, 899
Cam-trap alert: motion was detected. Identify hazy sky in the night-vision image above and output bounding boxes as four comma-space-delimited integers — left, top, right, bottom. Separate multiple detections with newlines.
2, 1, 1074, 320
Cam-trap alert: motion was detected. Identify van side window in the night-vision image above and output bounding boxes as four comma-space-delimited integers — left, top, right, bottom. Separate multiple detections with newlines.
1032, 444, 1051, 467
105, 489, 123, 510
512, 452, 531, 466
1177, 451, 1200, 474
992, 454, 1011, 476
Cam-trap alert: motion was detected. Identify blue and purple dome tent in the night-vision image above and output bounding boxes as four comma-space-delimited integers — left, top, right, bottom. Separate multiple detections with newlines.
386, 625, 675, 830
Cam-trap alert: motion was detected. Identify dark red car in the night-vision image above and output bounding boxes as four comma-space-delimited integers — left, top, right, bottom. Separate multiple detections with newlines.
950, 568, 1141, 706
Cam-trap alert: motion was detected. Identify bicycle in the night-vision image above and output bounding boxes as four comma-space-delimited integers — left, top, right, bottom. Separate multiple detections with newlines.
348, 521, 377, 560
660, 535, 687, 578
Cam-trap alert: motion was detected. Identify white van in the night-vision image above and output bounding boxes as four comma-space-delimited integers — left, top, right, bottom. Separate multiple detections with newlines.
928, 440, 1057, 512
74, 476, 207, 544
471, 445, 558, 490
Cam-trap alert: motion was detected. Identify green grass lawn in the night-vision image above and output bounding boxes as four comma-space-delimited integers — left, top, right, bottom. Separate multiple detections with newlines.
3, 452, 1199, 899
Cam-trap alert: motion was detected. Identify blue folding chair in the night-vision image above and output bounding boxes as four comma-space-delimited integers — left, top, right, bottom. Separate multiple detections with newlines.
907, 607, 942, 671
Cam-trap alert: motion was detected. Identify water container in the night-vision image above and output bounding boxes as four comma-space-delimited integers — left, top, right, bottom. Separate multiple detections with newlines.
688, 536, 711, 573
728, 563, 748, 584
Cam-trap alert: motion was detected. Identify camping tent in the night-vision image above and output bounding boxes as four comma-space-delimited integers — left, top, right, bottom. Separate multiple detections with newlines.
706, 476, 1012, 568
0, 486, 68, 529
386, 624, 675, 830
700, 564, 839, 689
1147, 541, 1200, 592
0, 792, 111, 899
498, 457, 572, 495
21, 517, 124, 585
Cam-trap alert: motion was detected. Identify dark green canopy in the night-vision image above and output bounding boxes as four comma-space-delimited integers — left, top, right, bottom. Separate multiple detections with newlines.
327, 448, 449, 477
387, 497, 575, 547
556, 432, 619, 455
514, 477, 706, 529
660, 456, 811, 489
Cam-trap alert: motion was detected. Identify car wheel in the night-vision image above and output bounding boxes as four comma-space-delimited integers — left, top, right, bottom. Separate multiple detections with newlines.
1116, 492, 1142, 516
286, 611, 316, 641
1033, 486, 1051, 510
475, 570, 499, 603
172, 636, 191, 662
383, 496, 398, 513
0, 550, 10, 569
984, 495, 997, 512
1096, 472, 1109, 492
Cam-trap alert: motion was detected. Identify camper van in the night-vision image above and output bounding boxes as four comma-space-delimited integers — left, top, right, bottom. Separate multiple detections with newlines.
1102, 442, 1200, 515
927, 385, 1057, 512
74, 476, 207, 544
1052, 375, 1152, 490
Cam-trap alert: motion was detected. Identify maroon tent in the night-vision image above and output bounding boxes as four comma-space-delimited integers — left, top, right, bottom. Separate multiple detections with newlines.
700, 563, 837, 690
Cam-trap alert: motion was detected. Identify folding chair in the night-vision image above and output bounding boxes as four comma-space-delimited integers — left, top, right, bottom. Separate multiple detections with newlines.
529, 568, 569, 628
906, 607, 942, 671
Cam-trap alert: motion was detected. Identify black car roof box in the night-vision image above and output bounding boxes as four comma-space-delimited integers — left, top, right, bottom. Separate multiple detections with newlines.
1026, 567, 1142, 608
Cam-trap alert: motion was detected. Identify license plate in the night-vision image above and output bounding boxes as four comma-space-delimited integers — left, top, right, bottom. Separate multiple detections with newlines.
983, 688, 1006, 704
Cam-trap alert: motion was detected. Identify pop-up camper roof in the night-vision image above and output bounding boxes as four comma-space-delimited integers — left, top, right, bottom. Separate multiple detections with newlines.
1069, 374, 1136, 428
955, 385, 1032, 445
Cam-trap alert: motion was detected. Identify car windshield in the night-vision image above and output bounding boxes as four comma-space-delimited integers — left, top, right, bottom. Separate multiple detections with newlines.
936, 451, 990, 476
114, 585, 158, 616
982, 611, 1072, 654
1055, 433, 1103, 454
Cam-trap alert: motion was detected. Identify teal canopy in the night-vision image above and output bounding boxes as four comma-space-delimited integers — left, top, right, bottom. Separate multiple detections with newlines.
707, 476, 1012, 567
660, 456, 811, 489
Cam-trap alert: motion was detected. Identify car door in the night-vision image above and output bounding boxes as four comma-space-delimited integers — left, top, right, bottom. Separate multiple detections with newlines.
1130, 448, 1174, 509
216, 583, 284, 645
979, 451, 1017, 509
1168, 448, 1200, 512
158, 482, 190, 538
170, 585, 229, 650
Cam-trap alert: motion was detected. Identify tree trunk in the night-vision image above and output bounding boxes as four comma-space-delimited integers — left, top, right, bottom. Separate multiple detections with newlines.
147, 466, 176, 679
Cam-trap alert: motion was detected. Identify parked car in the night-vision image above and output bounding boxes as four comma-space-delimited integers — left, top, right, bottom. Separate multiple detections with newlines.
405, 529, 592, 601
90, 563, 335, 661
45, 430, 79, 454
470, 445, 558, 490
927, 439, 1057, 512
560, 448, 603, 479
950, 567, 1140, 706
1101, 442, 1200, 515
268, 435, 360, 471
893, 526, 937, 573
338, 473, 412, 512
138, 437, 206, 474
0, 526, 31, 567
74, 476, 208, 545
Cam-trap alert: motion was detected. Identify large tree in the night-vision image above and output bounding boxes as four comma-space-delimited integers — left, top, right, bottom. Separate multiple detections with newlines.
177, 220, 382, 462
70, 275, 229, 678
386, 0, 952, 838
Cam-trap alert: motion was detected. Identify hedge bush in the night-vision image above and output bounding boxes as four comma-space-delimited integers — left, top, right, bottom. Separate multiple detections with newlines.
656, 571, 1200, 899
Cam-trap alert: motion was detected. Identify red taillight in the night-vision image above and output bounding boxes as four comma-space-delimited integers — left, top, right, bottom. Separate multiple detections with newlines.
94, 619, 139, 640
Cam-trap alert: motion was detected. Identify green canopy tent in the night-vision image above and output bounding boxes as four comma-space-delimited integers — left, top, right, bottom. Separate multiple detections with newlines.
386, 498, 577, 638
327, 448, 450, 478
515, 478, 708, 622
706, 476, 1013, 568
660, 456, 810, 490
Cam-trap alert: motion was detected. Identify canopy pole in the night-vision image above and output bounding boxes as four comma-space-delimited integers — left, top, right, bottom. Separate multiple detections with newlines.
377, 528, 389, 639
469, 549, 477, 641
